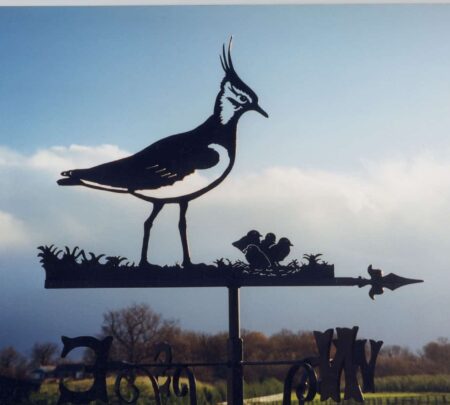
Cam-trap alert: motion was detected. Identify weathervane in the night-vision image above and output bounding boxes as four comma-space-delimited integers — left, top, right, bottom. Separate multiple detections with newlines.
37, 38, 423, 404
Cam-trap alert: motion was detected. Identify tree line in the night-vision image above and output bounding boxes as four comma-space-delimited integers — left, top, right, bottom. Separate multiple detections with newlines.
1, 303, 449, 383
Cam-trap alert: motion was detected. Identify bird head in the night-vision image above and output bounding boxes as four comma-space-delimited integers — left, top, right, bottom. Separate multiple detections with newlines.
279, 237, 293, 247
264, 233, 276, 244
214, 37, 268, 125
247, 229, 262, 242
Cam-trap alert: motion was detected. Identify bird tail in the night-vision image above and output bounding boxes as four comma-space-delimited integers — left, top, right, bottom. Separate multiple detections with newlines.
232, 240, 247, 252
57, 170, 83, 186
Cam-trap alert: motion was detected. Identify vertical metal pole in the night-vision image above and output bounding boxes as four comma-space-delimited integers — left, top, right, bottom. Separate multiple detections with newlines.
227, 286, 243, 405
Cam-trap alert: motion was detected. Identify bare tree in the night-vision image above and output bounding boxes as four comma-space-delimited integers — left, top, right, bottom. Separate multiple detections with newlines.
422, 338, 450, 373
0, 346, 28, 378
101, 303, 179, 363
30, 342, 59, 367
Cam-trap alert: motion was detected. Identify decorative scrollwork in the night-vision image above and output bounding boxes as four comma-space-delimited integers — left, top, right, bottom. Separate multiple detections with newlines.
111, 343, 197, 405
282, 362, 318, 405
114, 368, 140, 404
114, 366, 161, 405
358, 265, 423, 300
173, 366, 197, 405
154, 341, 172, 398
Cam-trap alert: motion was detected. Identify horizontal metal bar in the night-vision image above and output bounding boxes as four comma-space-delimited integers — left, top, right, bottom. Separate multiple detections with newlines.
101, 359, 316, 370
105, 361, 229, 369
242, 360, 314, 366
46, 277, 363, 289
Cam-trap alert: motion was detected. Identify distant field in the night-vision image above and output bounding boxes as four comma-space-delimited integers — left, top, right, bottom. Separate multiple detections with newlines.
29, 375, 450, 404
375, 375, 450, 393
299, 393, 450, 404
32, 376, 221, 404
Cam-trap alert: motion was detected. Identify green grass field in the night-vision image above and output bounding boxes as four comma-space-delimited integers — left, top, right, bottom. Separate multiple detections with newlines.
27, 375, 450, 404
298, 393, 450, 404
31, 376, 223, 404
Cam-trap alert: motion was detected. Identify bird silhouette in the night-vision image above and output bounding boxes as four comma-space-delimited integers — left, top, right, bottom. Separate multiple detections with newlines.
57, 38, 268, 267
232, 230, 262, 252
267, 237, 293, 266
260, 232, 276, 255
244, 244, 271, 269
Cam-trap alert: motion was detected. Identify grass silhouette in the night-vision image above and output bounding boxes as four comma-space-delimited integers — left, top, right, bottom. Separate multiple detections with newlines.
38, 245, 334, 288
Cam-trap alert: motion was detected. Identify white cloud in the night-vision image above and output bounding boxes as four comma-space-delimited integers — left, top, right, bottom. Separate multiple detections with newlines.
0, 211, 29, 250
0, 144, 131, 250
27, 144, 129, 174
0, 146, 25, 166
186, 153, 450, 276
206, 154, 450, 235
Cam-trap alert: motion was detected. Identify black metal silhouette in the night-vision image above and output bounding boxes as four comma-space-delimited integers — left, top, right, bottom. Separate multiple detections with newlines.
314, 327, 362, 402
360, 264, 422, 300
282, 362, 317, 405
38, 242, 422, 298
58, 336, 112, 404
353, 339, 383, 393
267, 237, 293, 265
57, 38, 268, 268
232, 230, 262, 252
260, 232, 276, 255
244, 244, 271, 269
54, 327, 382, 405
233, 231, 293, 267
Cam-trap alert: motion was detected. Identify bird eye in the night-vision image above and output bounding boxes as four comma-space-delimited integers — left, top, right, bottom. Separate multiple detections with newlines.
237, 95, 248, 103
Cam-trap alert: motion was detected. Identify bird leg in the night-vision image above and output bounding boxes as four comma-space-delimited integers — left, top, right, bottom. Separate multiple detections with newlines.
140, 202, 164, 267
178, 201, 192, 267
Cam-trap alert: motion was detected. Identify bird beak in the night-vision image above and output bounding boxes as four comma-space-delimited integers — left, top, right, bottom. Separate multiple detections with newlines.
253, 104, 269, 118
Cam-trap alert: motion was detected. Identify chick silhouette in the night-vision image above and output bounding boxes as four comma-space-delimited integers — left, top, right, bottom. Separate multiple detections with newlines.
267, 237, 293, 266
232, 230, 262, 252
260, 232, 276, 255
244, 244, 271, 269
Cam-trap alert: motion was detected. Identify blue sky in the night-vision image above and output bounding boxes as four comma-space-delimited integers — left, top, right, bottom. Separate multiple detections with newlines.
1, 5, 450, 353
3, 5, 450, 165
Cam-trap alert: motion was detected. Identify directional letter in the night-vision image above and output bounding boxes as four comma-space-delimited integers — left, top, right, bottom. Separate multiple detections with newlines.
314, 327, 363, 402
57, 336, 112, 405
353, 339, 383, 393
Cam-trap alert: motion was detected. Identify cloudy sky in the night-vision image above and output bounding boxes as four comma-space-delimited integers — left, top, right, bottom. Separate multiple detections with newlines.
1, 5, 450, 354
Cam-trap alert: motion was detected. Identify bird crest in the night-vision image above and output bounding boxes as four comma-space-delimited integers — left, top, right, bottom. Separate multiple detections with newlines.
220, 37, 237, 79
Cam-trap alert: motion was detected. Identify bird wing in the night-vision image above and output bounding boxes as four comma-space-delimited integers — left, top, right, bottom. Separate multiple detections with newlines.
232, 236, 250, 252
59, 132, 221, 191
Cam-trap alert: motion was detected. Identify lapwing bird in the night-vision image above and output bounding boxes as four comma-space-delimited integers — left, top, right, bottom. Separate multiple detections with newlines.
267, 237, 293, 266
232, 230, 262, 252
244, 244, 271, 269
260, 232, 276, 255
57, 39, 268, 267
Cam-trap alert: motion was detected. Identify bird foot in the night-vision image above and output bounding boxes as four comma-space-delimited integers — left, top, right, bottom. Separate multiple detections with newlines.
182, 259, 201, 269
139, 259, 158, 269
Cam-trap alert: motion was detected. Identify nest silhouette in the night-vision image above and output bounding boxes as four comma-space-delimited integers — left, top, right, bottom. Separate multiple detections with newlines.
38, 244, 334, 288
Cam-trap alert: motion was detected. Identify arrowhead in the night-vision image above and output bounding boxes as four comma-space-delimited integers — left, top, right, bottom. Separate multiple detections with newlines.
382, 273, 423, 291
365, 266, 423, 299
